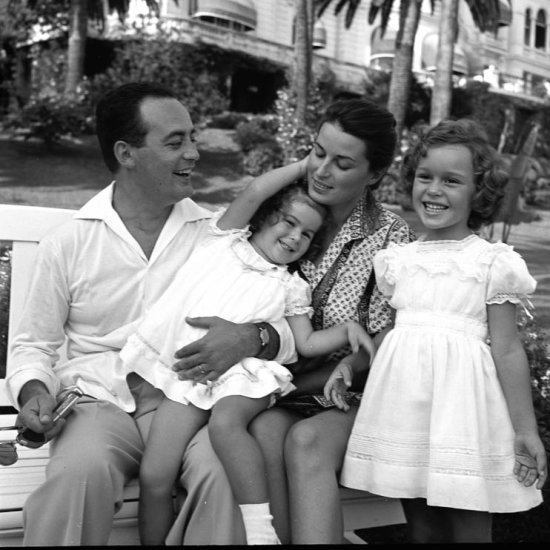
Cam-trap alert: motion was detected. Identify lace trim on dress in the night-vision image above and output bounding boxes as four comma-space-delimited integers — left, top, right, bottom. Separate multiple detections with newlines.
382, 239, 519, 284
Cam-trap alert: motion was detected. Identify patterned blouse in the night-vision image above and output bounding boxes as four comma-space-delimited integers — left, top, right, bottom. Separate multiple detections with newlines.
296, 189, 415, 366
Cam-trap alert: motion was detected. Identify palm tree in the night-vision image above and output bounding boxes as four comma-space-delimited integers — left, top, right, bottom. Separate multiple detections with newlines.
294, 0, 314, 124
430, 0, 510, 125
317, 0, 428, 146
65, 0, 88, 96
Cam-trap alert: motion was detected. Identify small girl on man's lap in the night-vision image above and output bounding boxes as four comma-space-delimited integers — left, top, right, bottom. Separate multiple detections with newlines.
121, 158, 375, 545
325, 118, 547, 543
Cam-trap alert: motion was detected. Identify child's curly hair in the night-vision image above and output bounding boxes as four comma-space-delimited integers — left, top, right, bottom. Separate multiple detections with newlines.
249, 179, 330, 261
401, 119, 509, 230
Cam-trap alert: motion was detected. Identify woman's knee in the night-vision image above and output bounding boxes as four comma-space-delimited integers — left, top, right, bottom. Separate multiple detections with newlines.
284, 421, 323, 469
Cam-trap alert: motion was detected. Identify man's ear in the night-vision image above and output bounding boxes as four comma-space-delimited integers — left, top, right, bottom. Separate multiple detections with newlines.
114, 140, 135, 168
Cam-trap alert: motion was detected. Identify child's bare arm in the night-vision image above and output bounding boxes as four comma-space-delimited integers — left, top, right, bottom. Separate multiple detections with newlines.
489, 302, 548, 489
218, 158, 308, 230
287, 314, 376, 359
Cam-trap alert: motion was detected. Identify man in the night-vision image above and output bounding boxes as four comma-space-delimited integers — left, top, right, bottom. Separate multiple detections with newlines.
7, 82, 295, 545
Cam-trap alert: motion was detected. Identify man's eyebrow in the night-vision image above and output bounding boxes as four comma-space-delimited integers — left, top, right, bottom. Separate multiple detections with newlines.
164, 129, 196, 141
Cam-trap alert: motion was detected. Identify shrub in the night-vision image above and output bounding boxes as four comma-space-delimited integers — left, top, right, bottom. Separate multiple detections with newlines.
89, 29, 229, 126
5, 87, 94, 143
234, 115, 282, 174
207, 111, 250, 130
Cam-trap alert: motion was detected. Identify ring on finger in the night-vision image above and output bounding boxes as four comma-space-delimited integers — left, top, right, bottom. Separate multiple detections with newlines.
199, 365, 206, 375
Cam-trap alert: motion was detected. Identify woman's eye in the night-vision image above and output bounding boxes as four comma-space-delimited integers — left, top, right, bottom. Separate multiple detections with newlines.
168, 141, 182, 149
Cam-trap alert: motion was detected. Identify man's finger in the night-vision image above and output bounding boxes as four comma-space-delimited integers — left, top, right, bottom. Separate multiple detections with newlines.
184, 316, 219, 328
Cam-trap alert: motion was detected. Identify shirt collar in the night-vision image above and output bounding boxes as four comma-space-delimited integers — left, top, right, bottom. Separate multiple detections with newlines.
76, 181, 212, 262
339, 188, 385, 241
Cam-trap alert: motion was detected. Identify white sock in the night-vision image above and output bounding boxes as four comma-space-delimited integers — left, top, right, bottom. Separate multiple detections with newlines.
239, 502, 280, 545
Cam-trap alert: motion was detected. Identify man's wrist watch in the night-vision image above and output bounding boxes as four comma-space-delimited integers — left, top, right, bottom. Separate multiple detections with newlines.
256, 323, 270, 352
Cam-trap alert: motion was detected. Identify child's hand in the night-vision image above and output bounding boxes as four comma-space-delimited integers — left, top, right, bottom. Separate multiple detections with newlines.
513, 432, 548, 490
323, 362, 353, 412
346, 322, 376, 365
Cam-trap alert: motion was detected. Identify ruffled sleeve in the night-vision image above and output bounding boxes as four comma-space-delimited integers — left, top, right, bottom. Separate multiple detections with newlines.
284, 272, 313, 317
373, 242, 405, 299
207, 208, 252, 239
486, 244, 537, 306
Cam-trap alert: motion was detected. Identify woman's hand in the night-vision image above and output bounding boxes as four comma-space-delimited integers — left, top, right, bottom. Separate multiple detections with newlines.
323, 362, 353, 412
346, 321, 376, 365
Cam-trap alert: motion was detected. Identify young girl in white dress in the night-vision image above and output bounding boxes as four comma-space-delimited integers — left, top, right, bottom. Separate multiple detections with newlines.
120, 158, 375, 546
326, 118, 547, 542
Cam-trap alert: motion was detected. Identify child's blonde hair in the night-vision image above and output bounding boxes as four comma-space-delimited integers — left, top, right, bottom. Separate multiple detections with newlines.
402, 119, 509, 230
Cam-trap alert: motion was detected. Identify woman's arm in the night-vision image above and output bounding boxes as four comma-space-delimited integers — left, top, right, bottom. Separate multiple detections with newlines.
488, 302, 547, 489
286, 314, 375, 359
217, 158, 308, 230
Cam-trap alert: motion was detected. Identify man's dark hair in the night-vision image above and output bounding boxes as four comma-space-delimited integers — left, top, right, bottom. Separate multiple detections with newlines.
95, 82, 179, 173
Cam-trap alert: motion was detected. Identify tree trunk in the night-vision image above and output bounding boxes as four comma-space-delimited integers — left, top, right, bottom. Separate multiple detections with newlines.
387, 0, 422, 149
429, 0, 458, 125
65, 0, 88, 97
294, 0, 312, 125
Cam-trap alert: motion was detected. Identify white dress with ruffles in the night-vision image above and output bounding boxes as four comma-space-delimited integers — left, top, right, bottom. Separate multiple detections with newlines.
340, 234, 542, 513
120, 212, 311, 410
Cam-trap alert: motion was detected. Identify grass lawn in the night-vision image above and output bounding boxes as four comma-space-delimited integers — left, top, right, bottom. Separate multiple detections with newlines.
1, 132, 549, 543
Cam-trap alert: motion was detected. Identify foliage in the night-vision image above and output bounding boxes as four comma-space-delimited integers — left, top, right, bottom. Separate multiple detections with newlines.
518, 308, 550, 455
363, 67, 431, 129
234, 78, 329, 176
4, 89, 94, 143
89, 30, 229, 126
274, 81, 327, 164
234, 115, 282, 176
207, 111, 250, 130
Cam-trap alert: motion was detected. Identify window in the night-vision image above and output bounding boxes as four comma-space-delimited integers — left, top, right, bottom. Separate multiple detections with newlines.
535, 9, 547, 50
524, 8, 531, 46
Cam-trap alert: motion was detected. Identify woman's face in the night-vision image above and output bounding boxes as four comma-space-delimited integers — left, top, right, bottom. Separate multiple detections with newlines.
306, 122, 374, 209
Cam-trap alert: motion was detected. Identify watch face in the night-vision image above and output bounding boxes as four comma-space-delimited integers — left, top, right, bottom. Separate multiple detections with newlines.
259, 326, 269, 347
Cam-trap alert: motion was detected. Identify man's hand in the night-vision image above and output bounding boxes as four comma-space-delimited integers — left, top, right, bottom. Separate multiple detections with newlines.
173, 316, 258, 384
16, 382, 65, 442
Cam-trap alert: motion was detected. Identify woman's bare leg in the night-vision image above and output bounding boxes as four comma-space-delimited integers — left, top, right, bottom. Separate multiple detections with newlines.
284, 406, 358, 544
139, 397, 208, 545
249, 406, 300, 544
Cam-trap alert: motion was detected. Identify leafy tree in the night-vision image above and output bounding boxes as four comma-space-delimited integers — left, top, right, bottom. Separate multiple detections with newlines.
317, 0, 427, 145
4, 0, 159, 99
317, 0, 509, 138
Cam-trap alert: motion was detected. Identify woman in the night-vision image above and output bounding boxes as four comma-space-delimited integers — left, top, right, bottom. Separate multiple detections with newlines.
250, 98, 415, 544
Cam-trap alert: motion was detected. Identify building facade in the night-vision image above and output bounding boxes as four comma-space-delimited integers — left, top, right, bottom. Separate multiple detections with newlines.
109, 0, 550, 110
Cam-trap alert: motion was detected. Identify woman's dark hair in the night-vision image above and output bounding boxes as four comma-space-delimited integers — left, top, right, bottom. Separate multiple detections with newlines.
249, 180, 330, 260
317, 98, 397, 188
95, 82, 179, 173
401, 118, 509, 230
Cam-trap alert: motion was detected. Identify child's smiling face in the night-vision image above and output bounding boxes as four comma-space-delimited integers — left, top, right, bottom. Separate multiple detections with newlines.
412, 144, 477, 241
250, 200, 324, 265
